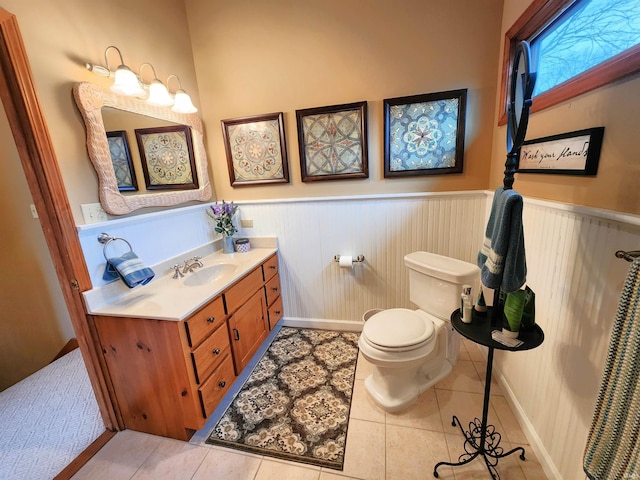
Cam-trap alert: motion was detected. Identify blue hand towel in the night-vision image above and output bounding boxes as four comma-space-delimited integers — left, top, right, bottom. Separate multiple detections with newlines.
477, 187, 526, 293
103, 251, 155, 288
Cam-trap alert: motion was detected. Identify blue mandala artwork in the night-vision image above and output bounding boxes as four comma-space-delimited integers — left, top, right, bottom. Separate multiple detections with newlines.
388, 98, 460, 172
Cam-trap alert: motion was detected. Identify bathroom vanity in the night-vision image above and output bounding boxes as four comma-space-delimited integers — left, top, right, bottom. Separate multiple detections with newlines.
86, 247, 282, 440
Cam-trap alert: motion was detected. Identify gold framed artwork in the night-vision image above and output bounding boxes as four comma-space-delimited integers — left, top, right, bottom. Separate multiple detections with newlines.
134, 125, 198, 190
221, 112, 290, 187
295, 101, 368, 182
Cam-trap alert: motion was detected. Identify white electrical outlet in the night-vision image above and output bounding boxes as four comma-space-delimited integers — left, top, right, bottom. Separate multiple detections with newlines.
81, 203, 108, 224
29, 204, 39, 219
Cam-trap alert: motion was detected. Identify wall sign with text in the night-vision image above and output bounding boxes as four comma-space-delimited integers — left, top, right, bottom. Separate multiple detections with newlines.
517, 127, 604, 175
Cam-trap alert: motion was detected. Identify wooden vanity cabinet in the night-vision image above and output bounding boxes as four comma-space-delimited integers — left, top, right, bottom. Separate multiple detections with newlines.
93, 251, 283, 441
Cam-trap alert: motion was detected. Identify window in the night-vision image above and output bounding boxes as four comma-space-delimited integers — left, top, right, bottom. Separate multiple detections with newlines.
499, 0, 640, 125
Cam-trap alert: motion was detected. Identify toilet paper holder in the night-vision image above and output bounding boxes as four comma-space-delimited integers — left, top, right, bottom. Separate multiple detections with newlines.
334, 254, 365, 264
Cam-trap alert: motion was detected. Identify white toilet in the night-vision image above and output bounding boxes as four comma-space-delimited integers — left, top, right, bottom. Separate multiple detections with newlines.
358, 251, 480, 412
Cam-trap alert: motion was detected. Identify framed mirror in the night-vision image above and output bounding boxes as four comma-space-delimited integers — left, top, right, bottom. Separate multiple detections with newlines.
73, 82, 212, 215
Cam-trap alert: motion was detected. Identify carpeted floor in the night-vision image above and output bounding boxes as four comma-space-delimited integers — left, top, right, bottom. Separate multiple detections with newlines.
0, 348, 104, 480
206, 327, 359, 470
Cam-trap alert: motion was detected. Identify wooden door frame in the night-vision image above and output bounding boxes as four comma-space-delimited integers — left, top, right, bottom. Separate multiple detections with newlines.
0, 9, 118, 431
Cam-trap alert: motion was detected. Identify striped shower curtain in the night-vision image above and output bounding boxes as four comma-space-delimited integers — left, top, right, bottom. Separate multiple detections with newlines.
584, 257, 640, 479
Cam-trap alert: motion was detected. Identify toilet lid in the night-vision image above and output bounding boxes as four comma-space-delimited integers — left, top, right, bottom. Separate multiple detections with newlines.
363, 308, 435, 349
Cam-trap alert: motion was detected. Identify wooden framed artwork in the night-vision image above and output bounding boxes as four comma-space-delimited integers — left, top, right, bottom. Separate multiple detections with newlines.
517, 127, 604, 175
296, 101, 368, 182
384, 89, 467, 178
221, 112, 290, 187
134, 125, 198, 190
106, 130, 137, 191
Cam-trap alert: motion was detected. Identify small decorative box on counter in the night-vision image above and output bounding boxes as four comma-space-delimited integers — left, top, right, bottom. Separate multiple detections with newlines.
234, 238, 250, 253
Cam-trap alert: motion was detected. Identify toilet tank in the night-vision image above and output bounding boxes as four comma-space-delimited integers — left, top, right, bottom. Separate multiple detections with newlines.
404, 251, 480, 320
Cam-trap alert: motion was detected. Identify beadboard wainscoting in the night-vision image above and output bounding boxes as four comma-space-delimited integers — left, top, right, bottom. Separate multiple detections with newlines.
493, 198, 640, 480
234, 193, 487, 323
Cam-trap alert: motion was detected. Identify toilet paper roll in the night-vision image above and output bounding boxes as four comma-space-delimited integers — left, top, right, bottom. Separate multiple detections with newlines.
339, 256, 353, 268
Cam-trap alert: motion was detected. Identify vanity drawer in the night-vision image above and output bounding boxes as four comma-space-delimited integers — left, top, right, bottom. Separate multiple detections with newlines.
184, 295, 225, 348
191, 321, 231, 384
265, 274, 281, 307
267, 295, 283, 330
224, 267, 263, 314
199, 354, 235, 418
263, 254, 279, 281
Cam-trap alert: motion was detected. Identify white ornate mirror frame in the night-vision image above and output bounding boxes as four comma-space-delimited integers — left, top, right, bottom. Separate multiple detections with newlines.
73, 81, 212, 215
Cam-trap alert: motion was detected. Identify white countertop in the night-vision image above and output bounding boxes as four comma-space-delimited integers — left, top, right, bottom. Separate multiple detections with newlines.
82, 238, 277, 321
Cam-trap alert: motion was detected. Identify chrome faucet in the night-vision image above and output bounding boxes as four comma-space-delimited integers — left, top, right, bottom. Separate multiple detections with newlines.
182, 256, 204, 274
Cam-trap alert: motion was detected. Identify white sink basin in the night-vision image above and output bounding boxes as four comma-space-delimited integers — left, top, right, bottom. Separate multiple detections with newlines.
183, 264, 238, 287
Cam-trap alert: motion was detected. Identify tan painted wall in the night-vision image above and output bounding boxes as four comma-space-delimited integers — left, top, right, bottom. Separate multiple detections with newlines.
0, 104, 72, 390
185, 0, 504, 201
0, 0, 200, 225
491, 0, 640, 215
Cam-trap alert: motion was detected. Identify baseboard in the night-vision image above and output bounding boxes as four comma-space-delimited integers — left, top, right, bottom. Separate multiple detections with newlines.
494, 369, 563, 480
282, 316, 364, 332
53, 430, 115, 479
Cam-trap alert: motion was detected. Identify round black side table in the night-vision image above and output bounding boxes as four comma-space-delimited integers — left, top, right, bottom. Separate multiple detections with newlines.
433, 309, 544, 479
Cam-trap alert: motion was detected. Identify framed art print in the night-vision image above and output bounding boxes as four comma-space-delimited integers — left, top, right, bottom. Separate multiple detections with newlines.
517, 127, 604, 175
221, 112, 290, 187
106, 130, 137, 191
384, 89, 467, 177
134, 125, 198, 190
296, 101, 368, 182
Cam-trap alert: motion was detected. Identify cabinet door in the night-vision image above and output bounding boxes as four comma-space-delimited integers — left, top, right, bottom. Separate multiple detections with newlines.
227, 288, 268, 374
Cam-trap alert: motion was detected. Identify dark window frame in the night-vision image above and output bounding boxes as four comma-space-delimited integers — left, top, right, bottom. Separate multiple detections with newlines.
498, 0, 640, 126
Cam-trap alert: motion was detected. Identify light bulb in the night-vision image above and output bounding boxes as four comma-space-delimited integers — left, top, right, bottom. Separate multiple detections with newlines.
172, 90, 198, 113
147, 80, 174, 106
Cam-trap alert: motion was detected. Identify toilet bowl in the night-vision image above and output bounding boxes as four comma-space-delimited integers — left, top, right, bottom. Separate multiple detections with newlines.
358, 252, 479, 412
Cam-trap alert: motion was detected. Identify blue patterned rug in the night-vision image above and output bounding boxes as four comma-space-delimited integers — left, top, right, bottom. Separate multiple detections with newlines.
206, 327, 359, 470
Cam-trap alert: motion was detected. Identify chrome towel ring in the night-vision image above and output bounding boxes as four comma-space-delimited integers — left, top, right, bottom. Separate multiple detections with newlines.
97, 232, 133, 261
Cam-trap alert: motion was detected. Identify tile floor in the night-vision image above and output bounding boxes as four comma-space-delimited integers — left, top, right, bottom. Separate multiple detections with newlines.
71, 338, 549, 480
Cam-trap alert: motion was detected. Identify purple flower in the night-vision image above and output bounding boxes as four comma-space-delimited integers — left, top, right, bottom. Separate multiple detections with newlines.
206, 200, 239, 237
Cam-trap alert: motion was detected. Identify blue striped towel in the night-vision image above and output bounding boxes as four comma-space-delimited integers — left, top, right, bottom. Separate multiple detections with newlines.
477, 186, 526, 293
102, 251, 155, 288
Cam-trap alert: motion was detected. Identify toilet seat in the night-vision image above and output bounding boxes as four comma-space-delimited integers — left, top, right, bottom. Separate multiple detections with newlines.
363, 308, 436, 352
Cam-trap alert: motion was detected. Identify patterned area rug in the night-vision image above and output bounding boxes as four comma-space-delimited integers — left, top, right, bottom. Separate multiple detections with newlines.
206, 327, 359, 470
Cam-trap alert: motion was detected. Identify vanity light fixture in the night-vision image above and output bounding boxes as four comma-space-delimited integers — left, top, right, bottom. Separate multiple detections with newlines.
167, 74, 198, 114
104, 46, 146, 97
84, 46, 199, 113
140, 63, 174, 107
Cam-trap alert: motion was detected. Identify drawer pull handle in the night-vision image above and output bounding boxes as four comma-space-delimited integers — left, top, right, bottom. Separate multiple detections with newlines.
206, 317, 215, 323
275, 310, 281, 315
212, 348, 221, 355
269, 265, 276, 269
272, 287, 279, 292
218, 381, 226, 388
233, 328, 240, 341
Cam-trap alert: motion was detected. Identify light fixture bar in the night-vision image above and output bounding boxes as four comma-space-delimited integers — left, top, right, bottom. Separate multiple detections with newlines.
85, 46, 198, 112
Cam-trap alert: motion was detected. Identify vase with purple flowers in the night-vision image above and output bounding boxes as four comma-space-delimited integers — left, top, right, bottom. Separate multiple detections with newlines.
207, 200, 238, 254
